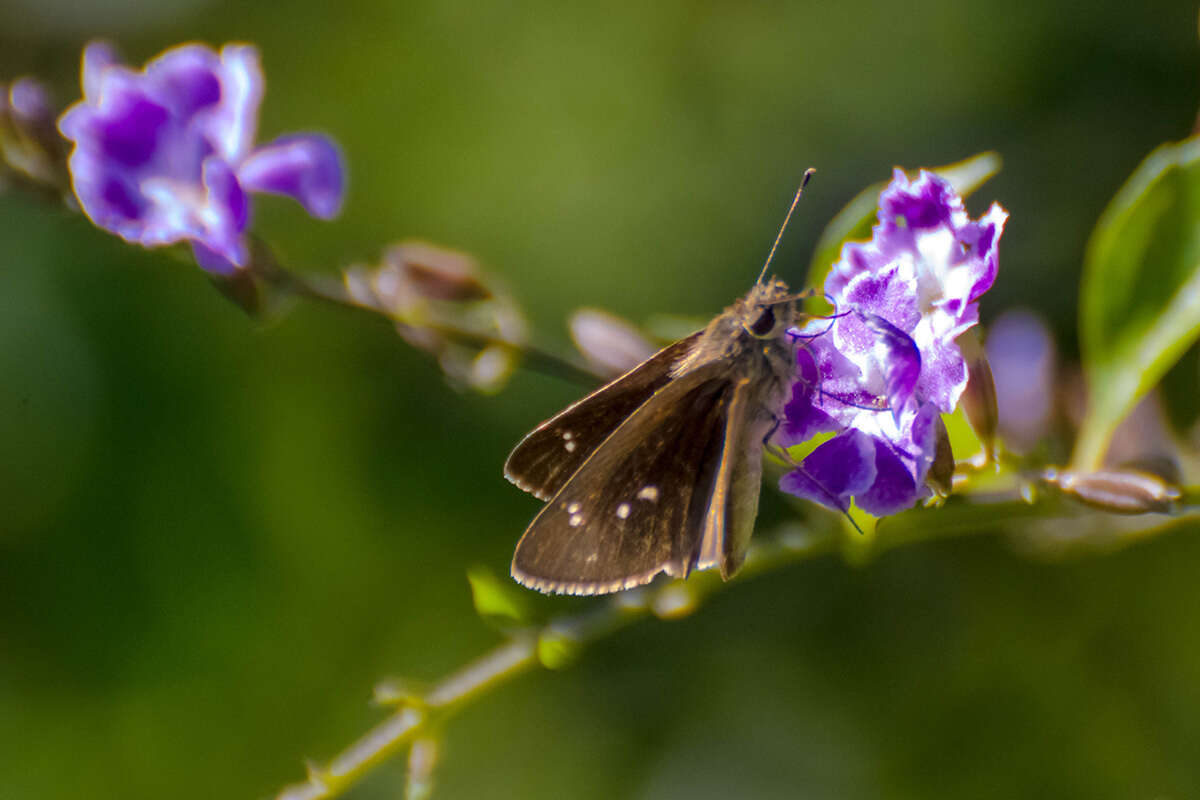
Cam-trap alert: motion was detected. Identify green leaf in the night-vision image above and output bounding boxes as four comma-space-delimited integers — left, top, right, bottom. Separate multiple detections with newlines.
467, 565, 532, 628
806, 151, 1003, 290
1075, 136, 1200, 470
536, 629, 581, 670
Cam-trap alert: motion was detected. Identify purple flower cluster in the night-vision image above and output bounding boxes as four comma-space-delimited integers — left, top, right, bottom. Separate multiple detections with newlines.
58, 42, 344, 274
780, 169, 1007, 516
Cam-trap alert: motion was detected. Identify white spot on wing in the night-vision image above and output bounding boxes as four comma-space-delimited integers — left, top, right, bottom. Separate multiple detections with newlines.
637, 486, 659, 502
562, 431, 573, 440
565, 441, 577, 452
569, 513, 584, 527
616, 503, 631, 519
567, 502, 581, 514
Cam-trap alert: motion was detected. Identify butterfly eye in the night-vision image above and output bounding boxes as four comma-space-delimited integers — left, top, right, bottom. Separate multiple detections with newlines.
747, 305, 777, 337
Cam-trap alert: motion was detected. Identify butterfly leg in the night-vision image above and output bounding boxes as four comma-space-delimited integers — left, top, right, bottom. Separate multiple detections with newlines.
761, 414, 800, 467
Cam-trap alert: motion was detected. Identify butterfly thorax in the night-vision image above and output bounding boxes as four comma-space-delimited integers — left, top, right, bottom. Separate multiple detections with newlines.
669, 277, 798, 390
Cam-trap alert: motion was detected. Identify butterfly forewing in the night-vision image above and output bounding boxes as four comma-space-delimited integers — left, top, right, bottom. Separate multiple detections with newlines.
504, 332, 701, 501
511, 363, 732, 595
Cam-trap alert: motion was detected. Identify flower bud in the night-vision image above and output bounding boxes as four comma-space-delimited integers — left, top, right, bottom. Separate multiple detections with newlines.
925, 413, 955, 497
986, 310, 1056, 453
956, 326, 997, 461
568, 308, 656, 378
1, 76, 65, 187
344, 241, 526, 393
9, 78, 52, 127
1041, 468, 1181, 515
383, 241, 493, 303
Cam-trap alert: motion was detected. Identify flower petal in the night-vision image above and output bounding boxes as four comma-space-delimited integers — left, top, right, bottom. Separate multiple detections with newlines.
81, 41, 119, 102
98, 91, 170, 168
857, 403, 941, 515
202, 44, 264, 162
878, 168, 964, 233
780, 430, 876, 512
963, 203, 1008, 301
204, 156, 249, 234
194, 157, 250, 266
841, 263, 921, 332
238, 134, 345, 218
144, 44, 224, 121
191, 242, 239, 275
912, 331, 969, 413
779, 343, 840, 444
858, 312, 921, 419
855, 438, 923, 516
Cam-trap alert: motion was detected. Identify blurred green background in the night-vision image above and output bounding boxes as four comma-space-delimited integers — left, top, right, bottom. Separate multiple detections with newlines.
2, 1, 1199, 798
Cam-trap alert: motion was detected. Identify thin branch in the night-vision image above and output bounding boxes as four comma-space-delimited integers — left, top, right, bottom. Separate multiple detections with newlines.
274, 522, 837, 800
249, 247, 604, 388
272, 495, 1198, 800
405, 737, 440, 800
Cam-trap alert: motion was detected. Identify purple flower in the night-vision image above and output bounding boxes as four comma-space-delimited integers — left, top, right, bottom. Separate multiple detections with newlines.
57, 41, 345, 274
780, 169, 1007, 516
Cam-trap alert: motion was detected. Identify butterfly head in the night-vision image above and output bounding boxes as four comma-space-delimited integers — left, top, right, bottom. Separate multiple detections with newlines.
741, 276, 803, 340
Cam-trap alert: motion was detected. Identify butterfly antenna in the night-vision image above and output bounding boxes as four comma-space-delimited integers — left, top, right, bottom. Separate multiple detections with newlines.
757, 167, 816, 285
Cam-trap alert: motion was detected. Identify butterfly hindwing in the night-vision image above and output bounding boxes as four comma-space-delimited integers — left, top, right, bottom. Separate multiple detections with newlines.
504, 332, 702, 501
694, 376, 770, 579
511, 364, 733, 595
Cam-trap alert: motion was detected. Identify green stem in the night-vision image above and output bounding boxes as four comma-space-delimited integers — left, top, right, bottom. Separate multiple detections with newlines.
272, 493, 1199, 800
277, 638, 539, 800
274, 523, 838, 800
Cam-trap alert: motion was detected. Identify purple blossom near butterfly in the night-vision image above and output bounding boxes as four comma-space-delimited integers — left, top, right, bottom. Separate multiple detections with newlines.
57, 41, 345, 274
780, 169, 1007, 516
